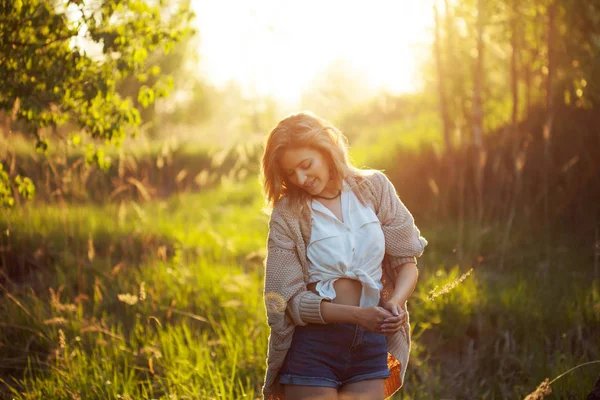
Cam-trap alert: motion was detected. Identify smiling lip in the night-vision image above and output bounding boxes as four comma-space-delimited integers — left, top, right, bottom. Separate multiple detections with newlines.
304, 179, 315, 190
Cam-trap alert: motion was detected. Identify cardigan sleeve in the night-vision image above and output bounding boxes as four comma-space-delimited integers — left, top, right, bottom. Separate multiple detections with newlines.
263, 211, 327, 332
374, 171, 428, 270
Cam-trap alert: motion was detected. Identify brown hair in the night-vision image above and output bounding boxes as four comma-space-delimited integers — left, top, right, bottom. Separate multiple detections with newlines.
260, 110, 361, 213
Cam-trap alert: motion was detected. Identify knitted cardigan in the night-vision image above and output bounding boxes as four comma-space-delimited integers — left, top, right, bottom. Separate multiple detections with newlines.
262, 170, 428, 399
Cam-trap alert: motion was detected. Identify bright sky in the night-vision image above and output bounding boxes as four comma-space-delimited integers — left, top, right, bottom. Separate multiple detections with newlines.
190, 0, 434, 106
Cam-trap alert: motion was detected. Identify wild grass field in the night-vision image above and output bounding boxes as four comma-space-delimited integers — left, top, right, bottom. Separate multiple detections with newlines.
1, 155, 599, 399
3, 0, 600, 397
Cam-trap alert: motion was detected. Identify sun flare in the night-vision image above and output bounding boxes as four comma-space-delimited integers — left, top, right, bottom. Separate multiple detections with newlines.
191, 0, 434, 106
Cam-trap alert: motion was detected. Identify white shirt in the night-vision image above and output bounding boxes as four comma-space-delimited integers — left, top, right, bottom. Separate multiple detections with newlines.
306, 179, 386, 307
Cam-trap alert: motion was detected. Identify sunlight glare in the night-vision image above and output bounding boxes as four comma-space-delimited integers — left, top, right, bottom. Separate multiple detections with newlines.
191, 0, 433, 106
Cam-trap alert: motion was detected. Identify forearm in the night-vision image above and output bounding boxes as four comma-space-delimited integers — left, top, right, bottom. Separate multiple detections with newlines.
389, 262, 419, 304
319, 300, 361, 324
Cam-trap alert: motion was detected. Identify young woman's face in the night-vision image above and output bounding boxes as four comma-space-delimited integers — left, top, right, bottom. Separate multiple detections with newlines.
279, 146, 331, 196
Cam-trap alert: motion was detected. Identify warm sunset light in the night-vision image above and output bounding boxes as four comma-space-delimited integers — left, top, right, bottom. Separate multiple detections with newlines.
2, 0, 599, 398
191, 0, 434, 105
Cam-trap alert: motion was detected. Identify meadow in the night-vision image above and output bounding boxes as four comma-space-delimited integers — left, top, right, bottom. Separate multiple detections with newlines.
3, 0, 600, 396
0, 136, 599, 399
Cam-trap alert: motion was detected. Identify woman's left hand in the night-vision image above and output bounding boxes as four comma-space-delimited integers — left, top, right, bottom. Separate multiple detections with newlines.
379, 300, 407, 336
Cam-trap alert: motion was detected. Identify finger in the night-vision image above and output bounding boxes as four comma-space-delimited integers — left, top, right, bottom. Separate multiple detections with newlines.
385, 315, 407, 326
387, 319, 407, 331
383, 323, 403, 332
380, 323, 399, 332
378, 306, 396, 316
390, 317, 407, 327
381, 327, 399, 335
381, 317, 406, 330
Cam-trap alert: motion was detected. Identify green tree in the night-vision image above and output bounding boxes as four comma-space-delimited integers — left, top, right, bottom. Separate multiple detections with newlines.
116, 0, 208, 138
0, 0, 194, 205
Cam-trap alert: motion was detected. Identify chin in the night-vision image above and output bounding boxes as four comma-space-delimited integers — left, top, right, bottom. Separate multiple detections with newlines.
311, 181, 323, 195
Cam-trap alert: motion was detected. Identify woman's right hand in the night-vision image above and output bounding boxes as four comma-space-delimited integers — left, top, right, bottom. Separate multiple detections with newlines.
355, 306, 397, 334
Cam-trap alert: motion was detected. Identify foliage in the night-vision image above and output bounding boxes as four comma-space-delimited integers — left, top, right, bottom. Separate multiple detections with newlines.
0, 0, 195, 206
421, 0, 600, 146
115, 6, 212, 139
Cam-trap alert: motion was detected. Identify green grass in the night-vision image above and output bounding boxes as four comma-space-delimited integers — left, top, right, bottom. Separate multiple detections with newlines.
1, 177, 599, 399
349, 110, 443, 168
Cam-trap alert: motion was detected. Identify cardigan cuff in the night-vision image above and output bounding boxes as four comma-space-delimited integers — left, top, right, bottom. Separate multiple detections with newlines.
389, 256, 417, 270
299, 293, 326, 324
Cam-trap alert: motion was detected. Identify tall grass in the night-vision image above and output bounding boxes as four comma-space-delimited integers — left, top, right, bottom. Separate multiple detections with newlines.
2, 118, 600, 398
1, 177, 598, 399
0, 179, 268, 399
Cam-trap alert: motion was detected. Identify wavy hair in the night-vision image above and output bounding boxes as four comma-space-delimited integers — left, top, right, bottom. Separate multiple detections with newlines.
260, 110, 362, 214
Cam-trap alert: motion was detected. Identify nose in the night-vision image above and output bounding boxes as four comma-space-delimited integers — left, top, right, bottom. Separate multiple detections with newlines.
295, 171, 307, 186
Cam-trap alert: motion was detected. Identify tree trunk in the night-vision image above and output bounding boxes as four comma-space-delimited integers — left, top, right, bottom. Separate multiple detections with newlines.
511, 15, 519, 148
434, 2, 452, 154
543, 0, 556, 271
524, 66, 532, 118
472, 0, 485, 225
500, 2, 522, 271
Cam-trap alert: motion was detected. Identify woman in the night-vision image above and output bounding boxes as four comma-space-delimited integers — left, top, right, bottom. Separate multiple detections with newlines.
260, 111, 427, 400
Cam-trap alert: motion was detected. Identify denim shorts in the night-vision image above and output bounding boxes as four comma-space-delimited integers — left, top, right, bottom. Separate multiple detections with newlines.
279, 322, 390, 388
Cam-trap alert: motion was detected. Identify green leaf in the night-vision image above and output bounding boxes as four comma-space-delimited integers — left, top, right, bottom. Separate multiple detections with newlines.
35, 139, 49, 154
15, 175, 35, 200
68, 133, 82, 147
137, 86, 154, 108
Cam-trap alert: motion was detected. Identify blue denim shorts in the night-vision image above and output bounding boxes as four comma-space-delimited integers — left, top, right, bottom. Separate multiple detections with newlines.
279, 322, 390, 388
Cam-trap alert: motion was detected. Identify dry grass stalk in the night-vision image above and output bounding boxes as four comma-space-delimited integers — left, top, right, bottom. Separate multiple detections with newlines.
427, 268, 474, 301
58, 329, 66, 349
0, 282, 36, 320
126, 177, 152, 202
138, 282, 146, 302
158, 305, 210, 324
44, 317, 67, 326
523, 360, 600, 399
194, 169, 209, 187
87, 233, 95, 262
523, 378, 552, 400
117, 293, 138, 305
49, 287, 77, 313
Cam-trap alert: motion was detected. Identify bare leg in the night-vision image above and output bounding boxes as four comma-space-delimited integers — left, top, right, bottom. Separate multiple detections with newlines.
338, 379, 386, 400
284, 384, 338, 400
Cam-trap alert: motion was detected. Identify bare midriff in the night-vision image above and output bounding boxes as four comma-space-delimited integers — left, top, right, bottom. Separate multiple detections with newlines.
307, 278, 362, 307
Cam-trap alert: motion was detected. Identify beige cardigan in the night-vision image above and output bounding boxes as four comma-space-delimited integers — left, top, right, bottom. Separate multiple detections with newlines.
262, 170, 428, 399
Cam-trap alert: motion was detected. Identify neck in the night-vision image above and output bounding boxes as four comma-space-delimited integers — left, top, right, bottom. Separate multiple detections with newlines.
314, 178, 343, 199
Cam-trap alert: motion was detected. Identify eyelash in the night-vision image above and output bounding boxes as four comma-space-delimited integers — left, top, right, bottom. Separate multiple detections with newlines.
287, 161, 311, 177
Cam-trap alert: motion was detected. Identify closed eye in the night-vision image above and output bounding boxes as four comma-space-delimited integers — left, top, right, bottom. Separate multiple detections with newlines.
285, 160, 311, 177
